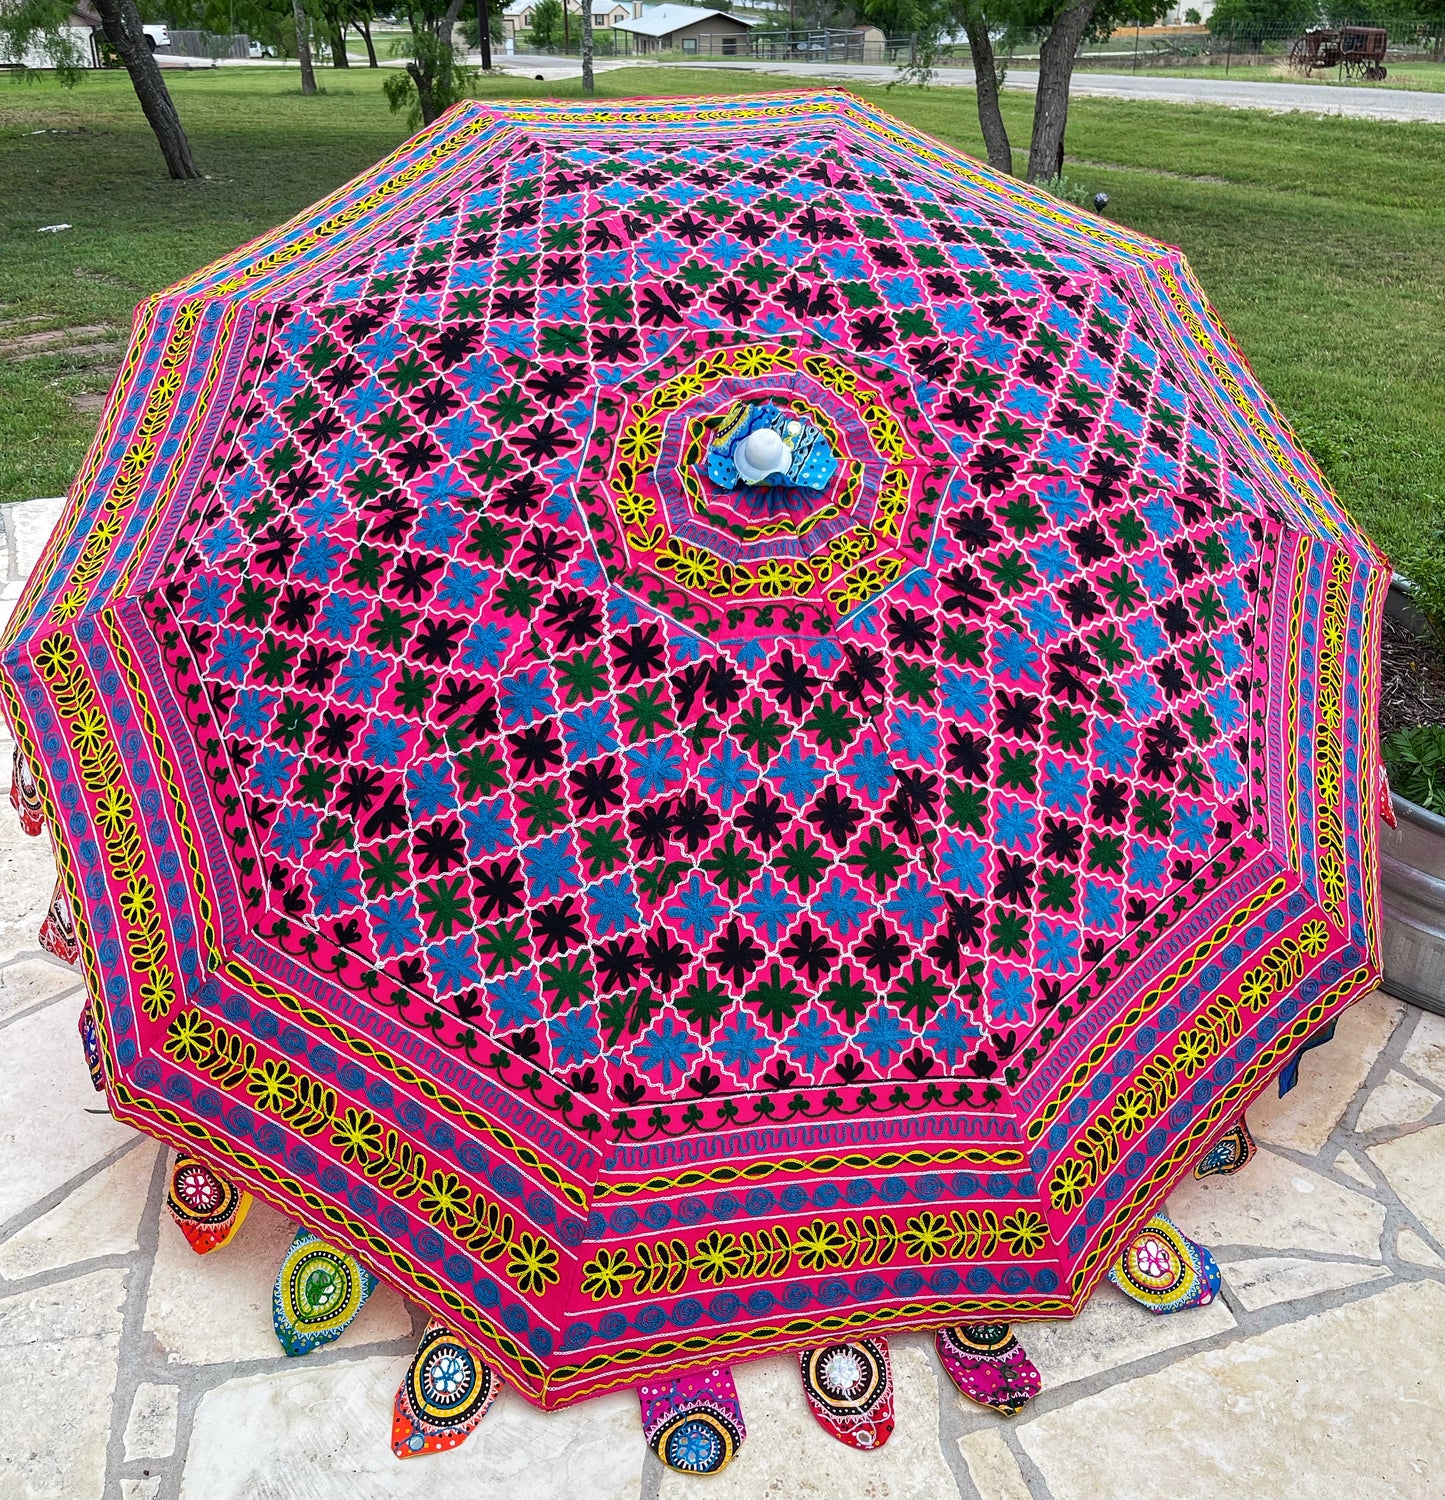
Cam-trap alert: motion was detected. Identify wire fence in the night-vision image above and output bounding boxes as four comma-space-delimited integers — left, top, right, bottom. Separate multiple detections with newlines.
528, 20, 1445, 81
1023, 22, 1444, 77
159, 30, 252, 60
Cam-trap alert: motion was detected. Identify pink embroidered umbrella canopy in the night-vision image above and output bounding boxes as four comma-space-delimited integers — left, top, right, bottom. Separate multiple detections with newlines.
1, 91, 1388, 1411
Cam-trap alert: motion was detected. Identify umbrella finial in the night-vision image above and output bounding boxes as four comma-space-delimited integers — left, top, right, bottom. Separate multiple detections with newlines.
736, 425, 789, 484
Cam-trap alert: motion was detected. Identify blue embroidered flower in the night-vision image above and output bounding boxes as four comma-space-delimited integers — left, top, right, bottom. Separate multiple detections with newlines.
549, 1009, 600, 1067
335, 650, 388, 707
1091, 720, 1136, 775
406, 762, 457, 819
940, 835, 987, 894
463, 799, 514, 857
563, 704, 618, 762
886, 874, 942, 939
940, 669, 989, 722
1128, 843, 1168, 891
988, 968, 1033, 1025
186, 575, 229, 622
211, 629, 255, 684
716, 1012, 769, 1079
634, 1017, 700, 1088
812, 877, 870, 938
700, 739, 758, 811
626, 737, 684, 799
293, 535, 344, 586
269, 806, 317, 860
487, 970, 541, 1029
840, 737, 893, 801
248, 747, 295, 799
370, 896, 421, 958
460, 620, 510, 670
1041, 759, 1087, 814
311, 858, 362, 917
1173, 802, 1214, 852
501, 668, 555, 728
785, 1007, 843, 1072
856, 1007, 912, 1068
994, 800, 1038, 852
428, 934, 482, 995
666, 875, 725, 945
361, 718, 409, 768
925, 1003, 983, 1068
524, 833, 578, 899
765, 739, 828, 806
992, 630, 1041, 683
888, 708, 939, 767
414, 503, 464, 552
740, 871, 800, 945
1082, 879, 1122, 930
587, 874, 639, 937
1036, 921, 1080, 975
315, 595, 364, 642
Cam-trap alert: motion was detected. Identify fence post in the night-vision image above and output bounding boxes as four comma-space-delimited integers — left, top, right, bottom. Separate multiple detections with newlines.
1133, 24, 1140, 71
1225, 22, 1233, 75
910, 29, 916, 66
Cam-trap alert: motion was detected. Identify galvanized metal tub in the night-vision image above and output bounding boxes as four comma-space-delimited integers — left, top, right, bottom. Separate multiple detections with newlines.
1382, 795, 1445, 1015
1381, 579, 1445, 1014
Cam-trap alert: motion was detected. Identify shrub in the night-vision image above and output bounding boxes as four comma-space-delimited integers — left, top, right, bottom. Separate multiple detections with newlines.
1033, 174, 1104, 211
1385, 725, 1445, 815
1400, 514, 1445, 653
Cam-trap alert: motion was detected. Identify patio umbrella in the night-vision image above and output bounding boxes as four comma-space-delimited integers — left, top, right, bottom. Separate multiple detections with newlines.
1, 90, 1388, 1471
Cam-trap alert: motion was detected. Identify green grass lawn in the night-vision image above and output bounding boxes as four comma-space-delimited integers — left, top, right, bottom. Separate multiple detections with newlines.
1, 65, 1441, 563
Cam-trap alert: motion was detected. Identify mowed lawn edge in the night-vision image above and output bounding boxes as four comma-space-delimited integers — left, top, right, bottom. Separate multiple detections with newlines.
1, 66, 1440, 561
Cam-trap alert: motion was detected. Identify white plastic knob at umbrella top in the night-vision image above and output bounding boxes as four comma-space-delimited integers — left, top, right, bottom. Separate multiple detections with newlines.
734, 425, 790, 484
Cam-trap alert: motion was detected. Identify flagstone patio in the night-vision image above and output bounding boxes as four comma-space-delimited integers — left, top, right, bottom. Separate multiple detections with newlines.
0, 494, 1442, 1500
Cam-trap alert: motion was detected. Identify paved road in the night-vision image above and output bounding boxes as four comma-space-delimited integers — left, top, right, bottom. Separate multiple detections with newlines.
631, 57, 1445, 124
187, 50, 1445, 123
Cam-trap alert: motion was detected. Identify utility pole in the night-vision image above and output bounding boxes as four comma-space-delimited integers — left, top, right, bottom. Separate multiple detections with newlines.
581, 0, 594, 89
476, 0, 492, 67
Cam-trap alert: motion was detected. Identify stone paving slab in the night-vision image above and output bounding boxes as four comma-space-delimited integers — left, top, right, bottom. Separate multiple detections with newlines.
0, 494, 1442, 1499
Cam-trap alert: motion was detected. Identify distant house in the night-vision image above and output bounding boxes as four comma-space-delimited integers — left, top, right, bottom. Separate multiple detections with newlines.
500, 0, 540, 42
613, 4, 758, 54
501, 0, 644, 43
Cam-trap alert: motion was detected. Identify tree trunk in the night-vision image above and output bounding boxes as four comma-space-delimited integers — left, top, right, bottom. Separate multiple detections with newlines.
359, 15, 379, 65
329, 19, 349, 66
90, 0, 200, 179
407, 58, 437, 122
580, 0, 593, 90
293, 0, 317, 93
1025, 0, 1098, 182
959, 0, 1011, 176
410, 0, 464, 124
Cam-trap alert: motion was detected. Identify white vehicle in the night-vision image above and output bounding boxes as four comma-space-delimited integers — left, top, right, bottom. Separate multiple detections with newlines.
2, 15, 169, 67
87, 22, 170, 62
